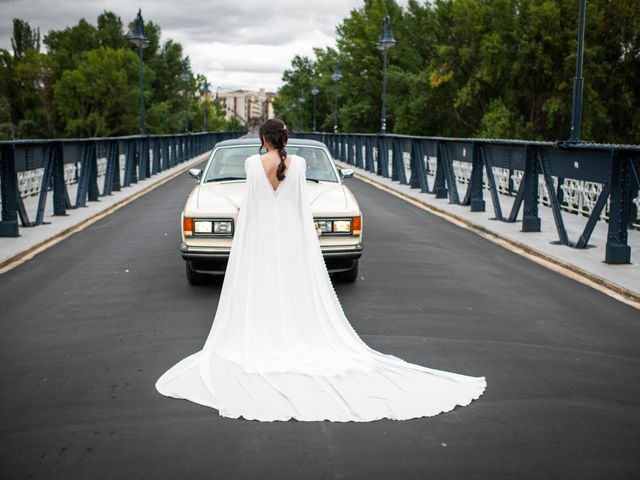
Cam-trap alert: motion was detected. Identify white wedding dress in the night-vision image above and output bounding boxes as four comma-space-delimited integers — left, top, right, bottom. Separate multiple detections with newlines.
155, 153, 487, 421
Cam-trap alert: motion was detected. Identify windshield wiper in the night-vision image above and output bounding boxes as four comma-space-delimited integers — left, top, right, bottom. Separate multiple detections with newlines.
205, 176, 245, 183
306, 178, 321, 183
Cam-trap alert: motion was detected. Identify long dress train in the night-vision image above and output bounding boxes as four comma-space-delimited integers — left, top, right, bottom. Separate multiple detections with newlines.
155, 153, 487, 421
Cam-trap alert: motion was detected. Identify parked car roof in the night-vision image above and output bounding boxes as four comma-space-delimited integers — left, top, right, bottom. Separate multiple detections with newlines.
213, 137, 329, 148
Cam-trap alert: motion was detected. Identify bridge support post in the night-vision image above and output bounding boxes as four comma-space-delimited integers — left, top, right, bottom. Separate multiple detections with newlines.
355, 136, 363, 169
365, 137, 374, 172
376, 136, 389, 177
409, 139, 421, 189
434, 141, 448, 199
522, 146, 541, 232
51, 143, 67, 216
88, 143, 99, 201
605, 151, 632, 264
470, 143, 486, 212
0, 144, 19, 237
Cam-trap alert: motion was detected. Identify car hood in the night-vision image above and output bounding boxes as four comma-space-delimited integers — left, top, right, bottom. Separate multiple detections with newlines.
186, 180, 358, 216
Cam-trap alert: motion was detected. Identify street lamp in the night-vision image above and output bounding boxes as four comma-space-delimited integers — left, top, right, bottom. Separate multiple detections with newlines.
311, 81, 319, 131
180, 60, 190, 132
299, 90, 305, 131
568, 0, 586, 142
377, 14, 396, 133
127, 8, 150, 134
201, 78, 211, 132
331, 59, 342, 133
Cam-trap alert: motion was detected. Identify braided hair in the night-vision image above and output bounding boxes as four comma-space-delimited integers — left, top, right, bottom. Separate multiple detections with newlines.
258, 118, 289, 181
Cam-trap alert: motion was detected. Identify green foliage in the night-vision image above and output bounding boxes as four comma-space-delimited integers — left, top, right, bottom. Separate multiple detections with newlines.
1, 12, 231, 139
54, 47, 142, 137
11, 19, 40, 60
276, 0, 640, 144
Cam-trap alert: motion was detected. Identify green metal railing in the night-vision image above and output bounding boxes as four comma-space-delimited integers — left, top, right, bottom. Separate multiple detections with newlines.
295, 132, 640, 265
0, 131, 244, 237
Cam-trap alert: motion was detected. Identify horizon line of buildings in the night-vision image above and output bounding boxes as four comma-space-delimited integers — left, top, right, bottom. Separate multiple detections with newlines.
200, 87, 277, 129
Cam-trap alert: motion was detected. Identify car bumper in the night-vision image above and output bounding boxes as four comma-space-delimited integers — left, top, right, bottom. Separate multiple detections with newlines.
181, 242, 363, 274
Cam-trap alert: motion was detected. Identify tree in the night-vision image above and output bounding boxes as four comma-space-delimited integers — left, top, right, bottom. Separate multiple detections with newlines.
54, 47, 144, 137
275, 0, 640, 144
11, 19, 40, 60
0, 11, 214, 138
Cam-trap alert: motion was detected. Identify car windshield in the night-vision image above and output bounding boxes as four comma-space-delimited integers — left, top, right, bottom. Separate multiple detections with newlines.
203, 145, 339, 183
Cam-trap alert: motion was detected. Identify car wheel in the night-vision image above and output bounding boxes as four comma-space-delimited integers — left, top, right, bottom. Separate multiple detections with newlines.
332, 259, 359, 283
185, 261, 210, 285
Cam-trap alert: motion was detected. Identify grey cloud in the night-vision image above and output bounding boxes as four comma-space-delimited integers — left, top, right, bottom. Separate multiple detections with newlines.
0, 0, 349, 49
0, 0, 407, 90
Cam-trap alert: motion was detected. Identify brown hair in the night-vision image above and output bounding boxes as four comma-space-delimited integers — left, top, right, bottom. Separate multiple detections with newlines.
258, 118, 289, 181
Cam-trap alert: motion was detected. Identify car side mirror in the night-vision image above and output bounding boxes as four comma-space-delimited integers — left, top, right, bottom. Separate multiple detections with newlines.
339, 168, 354, 178
188, 168, 202, 179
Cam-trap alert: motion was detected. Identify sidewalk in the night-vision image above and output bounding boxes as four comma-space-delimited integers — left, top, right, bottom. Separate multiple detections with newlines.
0, 151, 210, 273
334, 159, 640, 307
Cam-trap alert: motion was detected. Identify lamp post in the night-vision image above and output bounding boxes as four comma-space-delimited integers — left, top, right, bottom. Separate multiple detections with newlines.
311, 81, 319, 131
180, 61, 190, 132
568, 0, 586, 142
127, 9, 150, 134
201, 78, 211, 132
331, 59, 342, 133
299, 90, 305, 131
377, 14, 396, 133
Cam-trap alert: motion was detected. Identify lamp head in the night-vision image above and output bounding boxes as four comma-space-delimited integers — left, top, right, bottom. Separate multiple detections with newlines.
376, 14, 396, 51
128, 9, 150, 49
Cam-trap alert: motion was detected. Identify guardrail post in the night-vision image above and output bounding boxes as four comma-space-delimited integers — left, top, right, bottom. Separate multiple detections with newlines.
522, 145, 541, 232
376, 136, 389, 177
76, 141, 95, 207
391, 138, 408, 184
470, 142, 486, 212
365, 137, 374, 172
347, 135, 354, 165
103, 140, 116, 195
132, 139, 140, 183
355, 136, 363, 168
51, 142, 67, 216
434, 141, 448, 198
391, 137, 399, 181
0, 144, 19, 236
605, 151, 632, 264
152, 138, 160, 175
123, 139, 133, 187
409, 139, 420, 188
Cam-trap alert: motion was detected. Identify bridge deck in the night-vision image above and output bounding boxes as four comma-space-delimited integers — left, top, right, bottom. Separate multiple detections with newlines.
1, 160, 638, 479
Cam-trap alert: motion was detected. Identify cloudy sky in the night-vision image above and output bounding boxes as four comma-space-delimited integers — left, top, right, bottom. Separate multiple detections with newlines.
0, 0, 409, 93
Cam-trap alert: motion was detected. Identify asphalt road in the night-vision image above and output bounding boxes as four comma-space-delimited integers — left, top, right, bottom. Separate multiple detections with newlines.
1, 161, 639, 480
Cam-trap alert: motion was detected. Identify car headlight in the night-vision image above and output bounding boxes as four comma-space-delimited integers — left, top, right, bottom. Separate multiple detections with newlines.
194, 220, 213, 233
333, 220, 351, 233
316, 220, 333, 233
213, 221, 232, 233
184, 218, 233, 236
313, 216, 361, 235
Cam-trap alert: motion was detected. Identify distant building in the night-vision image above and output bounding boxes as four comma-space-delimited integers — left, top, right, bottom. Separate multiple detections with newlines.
200, 88, 276, 129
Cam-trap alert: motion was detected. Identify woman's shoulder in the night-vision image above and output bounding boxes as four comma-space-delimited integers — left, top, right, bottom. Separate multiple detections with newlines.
244, 153, 259, 169
290, 153, 305, 164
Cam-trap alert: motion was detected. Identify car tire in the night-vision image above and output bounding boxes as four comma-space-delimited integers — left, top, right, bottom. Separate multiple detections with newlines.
185, 261, 210, 285
332, 259, 359, 283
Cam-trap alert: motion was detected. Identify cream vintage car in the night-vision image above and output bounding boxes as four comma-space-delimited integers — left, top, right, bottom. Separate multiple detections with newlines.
181, 138, 364, 285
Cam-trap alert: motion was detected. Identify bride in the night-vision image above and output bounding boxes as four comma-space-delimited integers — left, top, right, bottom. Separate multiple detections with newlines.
155, 118, 487, 422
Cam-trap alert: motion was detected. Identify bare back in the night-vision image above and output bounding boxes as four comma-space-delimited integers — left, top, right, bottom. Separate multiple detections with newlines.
260, 153, 293, 191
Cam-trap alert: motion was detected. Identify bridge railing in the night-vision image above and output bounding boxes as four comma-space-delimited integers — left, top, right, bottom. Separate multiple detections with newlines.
295, 132, 639, 265
0, 131, 243, 237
